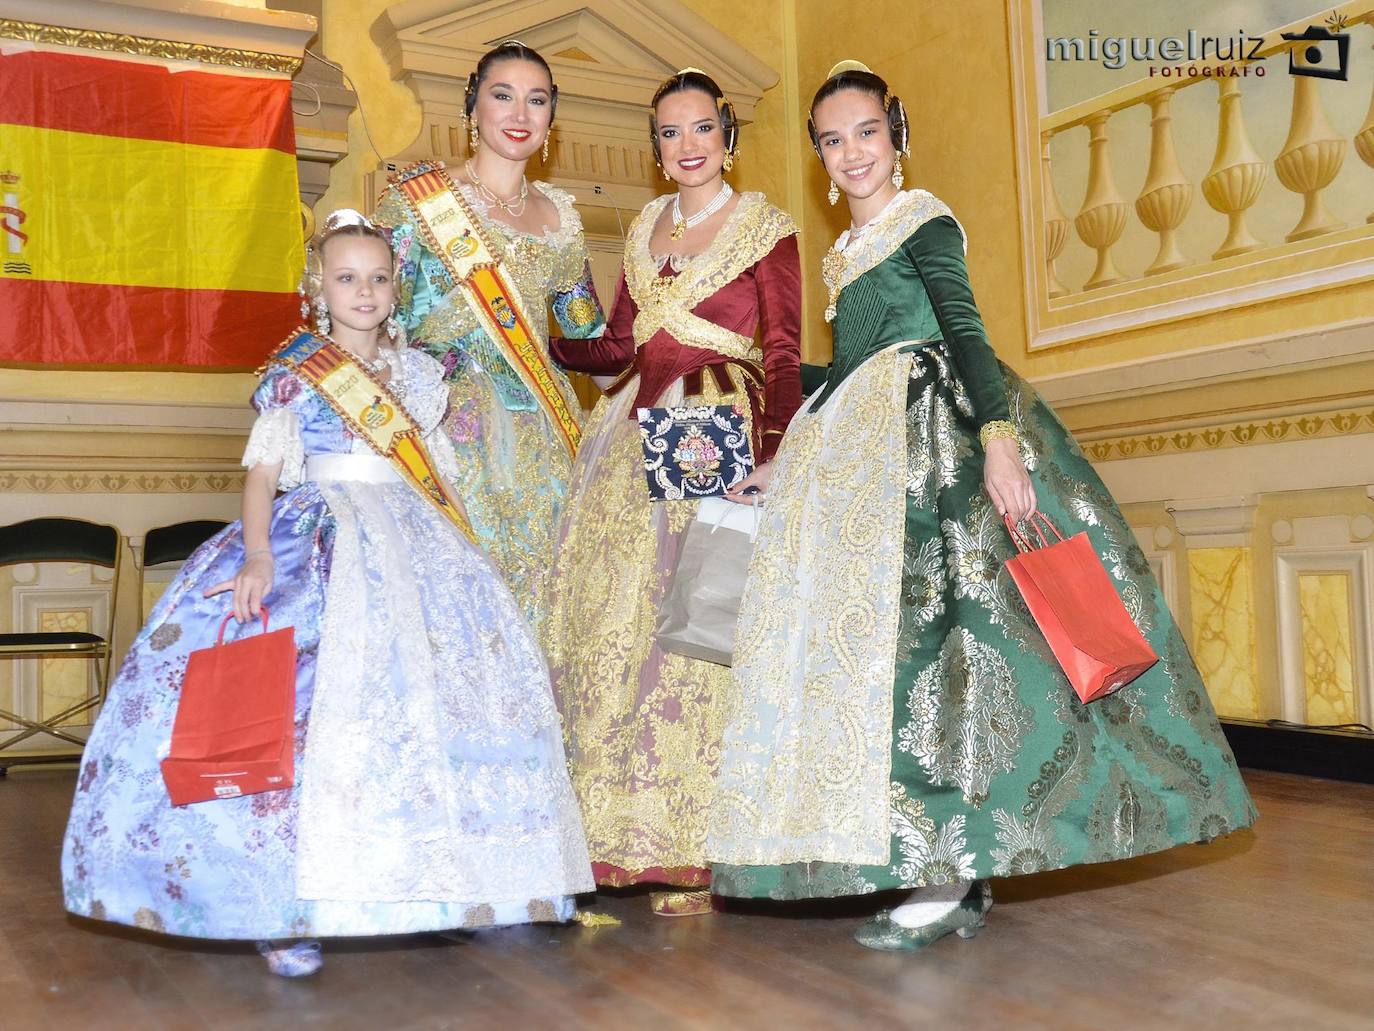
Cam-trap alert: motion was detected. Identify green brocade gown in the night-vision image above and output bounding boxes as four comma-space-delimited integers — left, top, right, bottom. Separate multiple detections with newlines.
707, 191, 1255, 899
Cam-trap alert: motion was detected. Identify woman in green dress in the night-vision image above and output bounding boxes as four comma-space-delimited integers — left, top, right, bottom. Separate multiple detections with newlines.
705, 61, 1255, 951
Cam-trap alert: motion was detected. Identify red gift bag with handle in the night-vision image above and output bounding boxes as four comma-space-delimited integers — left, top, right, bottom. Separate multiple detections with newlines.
1003, 513, 1158, 703
161, 606, 296, 806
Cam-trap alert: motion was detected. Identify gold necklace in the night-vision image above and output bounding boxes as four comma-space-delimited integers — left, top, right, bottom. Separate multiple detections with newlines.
464, 160, 529, 217
822, 199, 900, 322
821, 246, 846, 323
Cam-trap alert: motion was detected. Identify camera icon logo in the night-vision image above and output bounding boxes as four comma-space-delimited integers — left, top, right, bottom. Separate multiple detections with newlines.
1282, 24, 1350, 81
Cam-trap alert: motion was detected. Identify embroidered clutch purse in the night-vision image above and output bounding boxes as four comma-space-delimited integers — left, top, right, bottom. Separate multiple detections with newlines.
636, 404, 754, 501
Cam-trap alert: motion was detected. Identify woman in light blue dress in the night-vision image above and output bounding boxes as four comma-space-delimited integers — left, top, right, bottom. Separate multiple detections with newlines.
374, 41, 606, 635
61, 213, 593, 976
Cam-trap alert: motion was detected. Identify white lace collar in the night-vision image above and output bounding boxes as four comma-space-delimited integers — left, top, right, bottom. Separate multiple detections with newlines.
459, 180, 582, 248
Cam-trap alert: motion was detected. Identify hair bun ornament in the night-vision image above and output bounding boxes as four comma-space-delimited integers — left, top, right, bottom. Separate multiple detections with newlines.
322, 208, 373, 233
825, 59, 872, 79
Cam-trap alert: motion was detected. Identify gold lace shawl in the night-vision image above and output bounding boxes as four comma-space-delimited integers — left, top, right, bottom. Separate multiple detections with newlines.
623, 192, 797, 362
821, 189, 966, 315
706, 342, 914, 866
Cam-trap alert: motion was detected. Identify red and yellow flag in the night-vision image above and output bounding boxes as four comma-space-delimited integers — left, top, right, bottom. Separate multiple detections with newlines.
0, 50, 304, 367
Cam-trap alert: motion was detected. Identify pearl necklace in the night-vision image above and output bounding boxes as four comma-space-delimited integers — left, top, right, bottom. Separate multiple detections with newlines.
343, 346, 388, 374
465, 160, 529, 217
822, 190, 908, 322
670, 182, 732, 240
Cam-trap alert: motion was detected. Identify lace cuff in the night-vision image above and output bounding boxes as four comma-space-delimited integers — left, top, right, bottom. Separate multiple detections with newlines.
425, 422, 465, 492
242, 408, 305, 489
401, 349, 449, 434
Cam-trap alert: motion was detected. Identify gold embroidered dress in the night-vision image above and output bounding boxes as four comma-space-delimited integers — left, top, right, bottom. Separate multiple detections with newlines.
546, 192, 802, 888
707, 191, 1255, 898
375, 179, 605, 630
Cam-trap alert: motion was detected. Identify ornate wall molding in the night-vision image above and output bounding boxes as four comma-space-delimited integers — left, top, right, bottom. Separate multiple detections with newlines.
291, 50, 361, 210
1081, 404, 1374, 462
373, 0, 780, 231
0, 470, 244, 495
1168, 495, 1258, 547
0, 17, 303, 73
1034, 318, 1374, 407
0, 1, 316, 74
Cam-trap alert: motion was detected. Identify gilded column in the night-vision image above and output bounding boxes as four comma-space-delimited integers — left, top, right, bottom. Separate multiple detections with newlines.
1135, 88, 1192, 276
1041, 131, 1070, 298
1274, 67, 1346, 241
1202, 78, 1267, 259
1354, 41, 1374, 223
1073, 112, 1128, 290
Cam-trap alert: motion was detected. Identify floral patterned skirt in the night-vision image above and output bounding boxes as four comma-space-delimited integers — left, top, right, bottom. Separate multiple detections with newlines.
62, 475, 592, 940
436, 357, 578, 636
710, 342, 1255, 899
546, 371, 753, 887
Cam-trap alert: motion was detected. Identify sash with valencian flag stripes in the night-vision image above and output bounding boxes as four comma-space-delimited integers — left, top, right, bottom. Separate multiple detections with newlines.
270, 330, 478, 546
0, 50, 302, 366
390, 161, 582, 457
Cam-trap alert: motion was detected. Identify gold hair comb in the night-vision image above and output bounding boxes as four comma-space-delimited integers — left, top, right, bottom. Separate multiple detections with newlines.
826, 59, 872, 78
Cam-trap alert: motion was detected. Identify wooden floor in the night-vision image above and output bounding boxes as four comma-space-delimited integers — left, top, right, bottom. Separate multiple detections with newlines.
2, 769, 1371, 1031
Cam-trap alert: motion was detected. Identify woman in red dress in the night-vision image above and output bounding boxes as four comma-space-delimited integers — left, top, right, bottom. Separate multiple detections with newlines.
546, 69, 802, 916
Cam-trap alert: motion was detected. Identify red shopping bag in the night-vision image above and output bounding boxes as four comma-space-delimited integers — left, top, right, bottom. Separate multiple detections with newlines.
160, 606, 297, 806
1003, 513, 1158, 703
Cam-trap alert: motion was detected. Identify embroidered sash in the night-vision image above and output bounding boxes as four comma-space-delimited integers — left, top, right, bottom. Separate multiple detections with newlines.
269, 330, 478, 545
389, 161, 581, 457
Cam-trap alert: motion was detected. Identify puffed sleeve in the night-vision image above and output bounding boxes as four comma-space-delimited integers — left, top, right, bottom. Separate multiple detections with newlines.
549, 268, 637, 375
425, 417, 466, 494
551, 259, 607, 340
398, 349, 449, 434
902, 216, 1010, 427
242, 366, 306, 489
754, 233, 803, 462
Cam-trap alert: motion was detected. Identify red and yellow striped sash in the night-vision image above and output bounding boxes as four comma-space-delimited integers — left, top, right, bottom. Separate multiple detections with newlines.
271, 330, 478, 546
389, 162, 581, 457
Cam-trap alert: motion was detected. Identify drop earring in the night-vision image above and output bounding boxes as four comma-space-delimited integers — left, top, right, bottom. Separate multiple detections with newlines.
662, 166, 671, 181
297, 285, 310, 321
827, 179, 839, 206
313, 297, 331, 337
722, 151, 734, 173
891, 155, 904, 190
385, 303, 400, 341
468, 119, 479, 152
542, 134, 550, 163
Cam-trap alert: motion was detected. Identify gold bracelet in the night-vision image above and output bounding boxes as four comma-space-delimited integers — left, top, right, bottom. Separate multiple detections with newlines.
979, 420, 1019, 449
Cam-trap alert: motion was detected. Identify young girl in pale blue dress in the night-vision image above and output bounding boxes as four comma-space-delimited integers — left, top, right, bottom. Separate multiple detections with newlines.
61, 212, 593, 977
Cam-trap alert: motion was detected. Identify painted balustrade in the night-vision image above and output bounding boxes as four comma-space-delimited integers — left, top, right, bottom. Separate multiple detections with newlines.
1355, 40, 1374, 222
1040, 4, 1374, 297
1074, 113, 1129, 288
1202, 77, 1268, 260
1040, 132, 1070, 298
1135, 88, 1192, 274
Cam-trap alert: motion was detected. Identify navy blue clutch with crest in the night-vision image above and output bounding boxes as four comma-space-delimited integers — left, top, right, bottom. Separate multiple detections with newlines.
636, 404, 754, 501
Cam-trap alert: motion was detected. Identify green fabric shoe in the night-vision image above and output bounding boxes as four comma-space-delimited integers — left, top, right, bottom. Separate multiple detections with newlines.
853, 880, 992, 952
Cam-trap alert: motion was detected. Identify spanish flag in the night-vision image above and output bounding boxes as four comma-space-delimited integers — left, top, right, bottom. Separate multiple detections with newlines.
0, 50, 304, 368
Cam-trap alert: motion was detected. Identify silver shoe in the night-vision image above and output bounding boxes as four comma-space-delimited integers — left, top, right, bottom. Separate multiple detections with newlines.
853, 880, 993, 952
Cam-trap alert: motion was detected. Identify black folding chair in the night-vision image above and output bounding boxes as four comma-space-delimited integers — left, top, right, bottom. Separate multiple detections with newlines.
139, 520, 228, 620
0, 518, 121, 774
